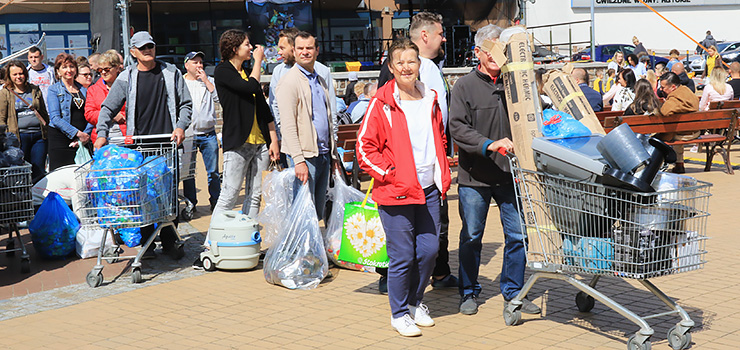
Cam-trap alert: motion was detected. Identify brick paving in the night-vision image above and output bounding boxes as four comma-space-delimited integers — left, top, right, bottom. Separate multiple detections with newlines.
0, 146, 739, 349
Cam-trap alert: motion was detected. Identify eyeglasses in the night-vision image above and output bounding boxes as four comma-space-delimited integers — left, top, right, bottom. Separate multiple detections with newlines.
97, 67, 114, 74
138, 43, 155, 51
79, 73, 92, 77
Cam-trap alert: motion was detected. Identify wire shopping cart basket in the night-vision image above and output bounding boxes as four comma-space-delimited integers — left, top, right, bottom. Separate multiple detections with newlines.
75, 135, 183, 287
503, 155, 710, 350
0, 163, 33, 273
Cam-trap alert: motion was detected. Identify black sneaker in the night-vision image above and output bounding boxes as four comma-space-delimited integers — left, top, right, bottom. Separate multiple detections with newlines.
141, 247, 157, 260
459, 294, 478, 315
431, 274, 458, 289
192, 257, 204, 270
378, 276, 388, 295
504, 297, 542, 314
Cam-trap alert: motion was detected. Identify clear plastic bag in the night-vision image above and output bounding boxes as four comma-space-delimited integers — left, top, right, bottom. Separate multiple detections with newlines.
325, 170, 375, 272
257, 167, 296, 248
263, 183, 328, 290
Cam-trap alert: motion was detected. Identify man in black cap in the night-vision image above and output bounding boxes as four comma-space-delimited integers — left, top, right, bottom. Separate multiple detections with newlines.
95, 31, 192, 259
181, 51, 220, 213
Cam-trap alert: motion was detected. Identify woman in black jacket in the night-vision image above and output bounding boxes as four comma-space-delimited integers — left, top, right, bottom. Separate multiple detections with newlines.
210, 29, 279, 224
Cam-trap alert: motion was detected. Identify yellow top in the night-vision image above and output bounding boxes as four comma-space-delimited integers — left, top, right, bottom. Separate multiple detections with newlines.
240, 69, 266, 144
706, 54, 719, 77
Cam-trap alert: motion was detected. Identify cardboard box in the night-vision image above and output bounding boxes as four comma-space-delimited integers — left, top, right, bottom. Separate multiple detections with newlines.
543, 67, 606, 135
497, 30, 542, 170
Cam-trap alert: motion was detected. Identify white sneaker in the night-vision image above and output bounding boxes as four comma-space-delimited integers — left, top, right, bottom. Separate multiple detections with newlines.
390, 314, 422, 337
409, 303, 435, 327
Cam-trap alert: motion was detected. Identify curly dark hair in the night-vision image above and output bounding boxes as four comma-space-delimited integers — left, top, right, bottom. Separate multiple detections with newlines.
54, 53, 78, 79
219, 29, 248, 61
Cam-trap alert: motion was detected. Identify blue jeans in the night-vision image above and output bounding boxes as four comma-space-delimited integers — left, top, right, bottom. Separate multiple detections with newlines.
380, 186, 441, 318
458, 184, 526, 301
19, 132, 47, 183
183, 131, 220, 207
289, 153, 331, 220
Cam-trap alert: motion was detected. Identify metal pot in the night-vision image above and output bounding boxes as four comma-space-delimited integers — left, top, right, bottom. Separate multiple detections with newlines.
628, 203, 694, 233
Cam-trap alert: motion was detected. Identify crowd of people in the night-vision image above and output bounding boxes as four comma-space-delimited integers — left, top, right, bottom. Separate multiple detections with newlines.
569, 34, 740, 174
3, 15, 739, 338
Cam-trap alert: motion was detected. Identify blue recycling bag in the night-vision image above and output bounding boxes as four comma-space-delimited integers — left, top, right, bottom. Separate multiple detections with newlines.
29, 192, 79, 259
541, 109, 592, 139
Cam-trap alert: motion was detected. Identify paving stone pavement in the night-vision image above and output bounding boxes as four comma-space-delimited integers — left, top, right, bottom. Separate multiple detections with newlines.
0, 148, 739, 349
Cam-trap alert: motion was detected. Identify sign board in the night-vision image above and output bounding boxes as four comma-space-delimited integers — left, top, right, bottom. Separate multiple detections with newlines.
571, 0, 739, 8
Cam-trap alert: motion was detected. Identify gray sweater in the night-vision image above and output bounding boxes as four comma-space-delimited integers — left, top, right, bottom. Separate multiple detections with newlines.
96, 60, 192, 139
449, 67, 513, 187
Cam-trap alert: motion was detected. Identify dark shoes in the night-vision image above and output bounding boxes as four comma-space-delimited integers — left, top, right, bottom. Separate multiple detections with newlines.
504, 297, 542, 314
192, 257, 204, 270
459, 294, 479, 315
431, 274, 459, 289
671, 163, 686, 174
379, 276, 388, 295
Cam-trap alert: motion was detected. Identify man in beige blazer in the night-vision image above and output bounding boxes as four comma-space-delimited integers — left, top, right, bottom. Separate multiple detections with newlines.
276, 31, 336, 219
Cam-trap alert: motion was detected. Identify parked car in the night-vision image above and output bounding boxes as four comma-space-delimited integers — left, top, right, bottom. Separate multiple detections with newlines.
721, 46, 740, 64
571, 44, 668, 67
689, 41, 740, 72
533, 45, 567, 63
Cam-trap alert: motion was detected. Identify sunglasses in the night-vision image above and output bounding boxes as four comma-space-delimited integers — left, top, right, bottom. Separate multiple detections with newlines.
97, 67, 115, 74
137, 43, 155, 51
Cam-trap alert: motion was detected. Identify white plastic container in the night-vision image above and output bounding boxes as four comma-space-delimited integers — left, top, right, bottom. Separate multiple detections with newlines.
200, 210, 261, 271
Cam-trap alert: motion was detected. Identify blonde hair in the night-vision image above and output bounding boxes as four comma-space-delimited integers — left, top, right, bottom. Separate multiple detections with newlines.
646, 70, 658, 90
98, 49, 122, 68
709, 67, 728, 95
354, 82, 366, 97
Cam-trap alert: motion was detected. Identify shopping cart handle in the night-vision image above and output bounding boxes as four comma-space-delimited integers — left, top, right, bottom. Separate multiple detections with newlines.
495, 147, 515, 158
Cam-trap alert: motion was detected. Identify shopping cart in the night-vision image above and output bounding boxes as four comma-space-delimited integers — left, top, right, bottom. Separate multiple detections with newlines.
0, 163, 33, 273
76, 134, 183, 287
503, 154, 710, 350
178, 135, 197, 220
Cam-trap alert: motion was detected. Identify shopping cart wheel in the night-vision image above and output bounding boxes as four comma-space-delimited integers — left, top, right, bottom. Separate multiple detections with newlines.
20, 258, 30, 273
131, 268, 143, 284
627, 334, 652, 350
5, 240, 15, 257
104, 246, 121, 264
503, 307, 521, 326
575, 291, 595, 312
202, 257, 216, 272
667, 326, 691, 350
86, 271, 103, 288
180, 206, 194, 221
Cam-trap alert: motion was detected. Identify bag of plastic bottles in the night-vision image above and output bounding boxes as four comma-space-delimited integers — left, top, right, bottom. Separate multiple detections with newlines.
29, 192, 79, 259
541, 109, 592, 139
263, 184, 328, 290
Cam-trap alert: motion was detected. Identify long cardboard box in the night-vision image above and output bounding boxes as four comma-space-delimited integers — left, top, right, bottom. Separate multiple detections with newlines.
543, 67, 606, 135
497, 30, 542, 170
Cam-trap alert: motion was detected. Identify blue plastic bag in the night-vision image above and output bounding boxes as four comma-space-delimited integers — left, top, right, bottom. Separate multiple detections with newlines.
541, 109, 591, 139
29, 192, 79, 259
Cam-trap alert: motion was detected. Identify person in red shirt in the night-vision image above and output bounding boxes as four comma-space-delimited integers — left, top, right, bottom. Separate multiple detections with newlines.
84, 50, 126, 140
357, 38, 451, 337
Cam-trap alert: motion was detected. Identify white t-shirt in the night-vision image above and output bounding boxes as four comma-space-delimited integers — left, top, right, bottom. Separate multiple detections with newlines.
400, 98, 435, 188
27, 64, 55, 107
185, 79, 205, 116
419, 57, 448, 129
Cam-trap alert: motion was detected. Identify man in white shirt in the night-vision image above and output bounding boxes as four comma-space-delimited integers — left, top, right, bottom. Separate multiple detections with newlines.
26, 46, 55, 108
182, 51, 221, 213
409, 11, 457, 289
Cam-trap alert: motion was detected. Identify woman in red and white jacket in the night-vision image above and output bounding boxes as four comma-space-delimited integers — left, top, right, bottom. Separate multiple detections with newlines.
357, 38, 451, 337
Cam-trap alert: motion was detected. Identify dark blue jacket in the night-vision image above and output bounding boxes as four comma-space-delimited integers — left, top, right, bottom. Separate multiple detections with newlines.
579, 83, 603, 112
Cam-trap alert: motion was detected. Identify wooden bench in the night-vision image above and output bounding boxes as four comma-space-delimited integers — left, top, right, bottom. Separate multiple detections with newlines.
603, 109, 738, 174
595, 110, 624, 127
336, 123, 364, 188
